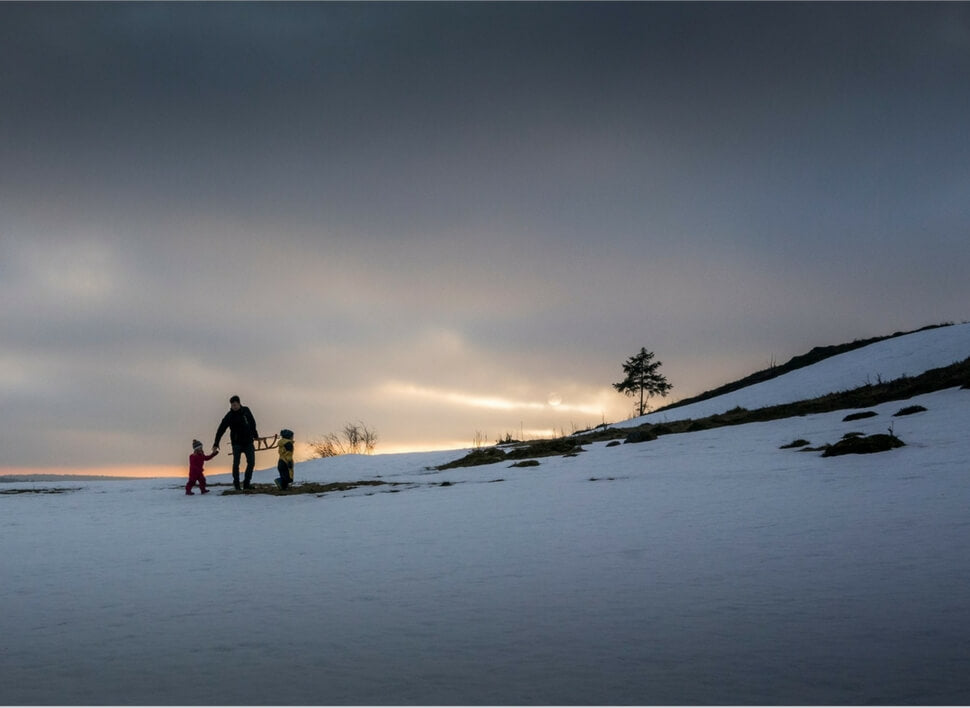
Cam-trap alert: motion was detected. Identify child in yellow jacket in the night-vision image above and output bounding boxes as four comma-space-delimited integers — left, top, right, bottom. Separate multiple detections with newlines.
274, 429, 295, 490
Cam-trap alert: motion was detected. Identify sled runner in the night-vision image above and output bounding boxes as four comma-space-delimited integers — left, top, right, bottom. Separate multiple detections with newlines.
211, 435, 281, 452
253, 434, 279, 452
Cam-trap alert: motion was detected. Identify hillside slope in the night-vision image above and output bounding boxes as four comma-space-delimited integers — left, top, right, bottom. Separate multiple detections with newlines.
623, 321, 970, 427
655, 323, 954, 414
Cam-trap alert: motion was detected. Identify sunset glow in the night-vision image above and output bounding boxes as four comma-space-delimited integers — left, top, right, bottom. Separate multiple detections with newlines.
0, 465, 186, 479
382, 381, 608, 417
2, 3, 968, 475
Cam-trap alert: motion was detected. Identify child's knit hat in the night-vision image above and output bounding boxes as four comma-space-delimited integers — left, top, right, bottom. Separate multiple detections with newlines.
192, 439, 204, 451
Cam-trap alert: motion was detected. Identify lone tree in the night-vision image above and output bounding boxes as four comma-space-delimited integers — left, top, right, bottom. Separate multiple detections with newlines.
613, 347, 672, 416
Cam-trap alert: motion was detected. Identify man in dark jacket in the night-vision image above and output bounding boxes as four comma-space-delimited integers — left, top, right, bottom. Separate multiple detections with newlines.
213, 395, 259, 490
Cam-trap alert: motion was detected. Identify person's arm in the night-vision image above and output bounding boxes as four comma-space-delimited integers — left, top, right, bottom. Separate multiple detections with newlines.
213, 413, 230, 449
246, 407, 258, 440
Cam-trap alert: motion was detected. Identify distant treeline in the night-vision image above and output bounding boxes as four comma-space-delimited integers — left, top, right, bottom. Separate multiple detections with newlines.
0, 474, 140, 482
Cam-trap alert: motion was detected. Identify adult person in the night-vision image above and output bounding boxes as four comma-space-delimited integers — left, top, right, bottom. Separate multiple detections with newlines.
213, 395, 259, 490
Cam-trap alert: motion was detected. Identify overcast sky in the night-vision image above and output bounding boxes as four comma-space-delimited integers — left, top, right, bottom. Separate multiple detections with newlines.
2, 2, 969, 476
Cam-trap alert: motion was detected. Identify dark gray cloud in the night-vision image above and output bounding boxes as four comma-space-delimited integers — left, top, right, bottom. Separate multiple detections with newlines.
2, 3, 968, 471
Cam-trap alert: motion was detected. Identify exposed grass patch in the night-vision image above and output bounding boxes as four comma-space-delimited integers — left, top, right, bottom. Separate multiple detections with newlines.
437, 438, 585, 470
507, 438, 584, 459
822, 434, 905, 457
220, 481, 390, 497
843, 411, 878, 422
894, 405, 927, 417
686, 419, 714, 432
780, 439, 811, 449
510, 460, 541, 468
624, 429, 658, 444
436, 447, 507, 470
0, 487, 81, 495
568, 426, 627, 443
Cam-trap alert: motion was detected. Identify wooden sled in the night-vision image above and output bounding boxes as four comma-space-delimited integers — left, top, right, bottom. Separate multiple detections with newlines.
253, 434, 279, 452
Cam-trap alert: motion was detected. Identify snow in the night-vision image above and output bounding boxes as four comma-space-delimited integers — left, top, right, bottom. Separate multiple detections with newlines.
627, 322, 970, 425
3, 325, 970, 704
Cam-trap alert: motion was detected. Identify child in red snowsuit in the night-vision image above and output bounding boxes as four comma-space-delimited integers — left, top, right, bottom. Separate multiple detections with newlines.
186, 439, 217, 495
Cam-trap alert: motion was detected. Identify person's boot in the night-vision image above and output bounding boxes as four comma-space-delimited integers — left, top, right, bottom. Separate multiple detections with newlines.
185, 490, 194, 495
274, 478, 282, 490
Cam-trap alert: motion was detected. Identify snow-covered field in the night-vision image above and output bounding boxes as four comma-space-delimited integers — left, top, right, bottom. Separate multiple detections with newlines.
3, 325, 970, 704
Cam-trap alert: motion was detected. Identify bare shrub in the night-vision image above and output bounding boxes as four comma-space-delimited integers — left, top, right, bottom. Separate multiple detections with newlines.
309, 422, 378, 458
361, 424, 378, 454
308, 433, 345, 458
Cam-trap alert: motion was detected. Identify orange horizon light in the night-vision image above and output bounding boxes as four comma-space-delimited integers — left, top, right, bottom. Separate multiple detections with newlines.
0, 465, 187, 479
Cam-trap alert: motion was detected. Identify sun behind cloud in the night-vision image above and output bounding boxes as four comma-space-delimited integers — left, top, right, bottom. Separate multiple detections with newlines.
380, 381, 604, 416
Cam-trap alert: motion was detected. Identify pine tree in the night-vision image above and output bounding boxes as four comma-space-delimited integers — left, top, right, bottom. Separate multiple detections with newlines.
613, 348, 672, 416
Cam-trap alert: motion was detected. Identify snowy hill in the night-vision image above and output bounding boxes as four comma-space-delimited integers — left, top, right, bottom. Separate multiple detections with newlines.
3, 324, 970, 704
628, 321, 970, 425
